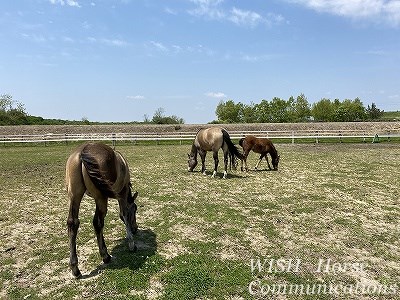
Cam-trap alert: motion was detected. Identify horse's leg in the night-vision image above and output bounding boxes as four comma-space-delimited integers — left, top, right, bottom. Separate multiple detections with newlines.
265, 154, 272, 170
223, 150, 229, 179
67, 192, 84, 278
199, 149, 207, 175
93, 198, 111, 264
254, 154, 265, 170
242, 150, 250, 171
212, 151, 219, 178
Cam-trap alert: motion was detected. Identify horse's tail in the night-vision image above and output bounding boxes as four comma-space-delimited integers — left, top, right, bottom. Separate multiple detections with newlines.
222, 129, 244, 160
80, 145, 115, 198
238, 137, 245, 147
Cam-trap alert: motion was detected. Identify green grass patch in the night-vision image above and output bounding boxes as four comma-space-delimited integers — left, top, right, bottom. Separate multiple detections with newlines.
0, 143, 399, 299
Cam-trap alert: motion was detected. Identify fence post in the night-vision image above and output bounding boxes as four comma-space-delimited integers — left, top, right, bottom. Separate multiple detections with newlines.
315, 131, 319, 144
339, 131, 342, 143
372, 134, 379, 143
388, 130, 391, 142
291, 131, 295, 144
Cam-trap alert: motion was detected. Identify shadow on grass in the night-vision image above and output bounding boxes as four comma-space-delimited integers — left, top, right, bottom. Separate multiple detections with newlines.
81, 228, 157, 279
188, 170, 246, 179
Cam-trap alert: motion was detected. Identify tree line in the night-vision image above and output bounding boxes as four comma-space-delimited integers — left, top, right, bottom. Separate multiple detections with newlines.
214, 94, 384, 123
1, 93, 386, 125
0, 94, 185, 125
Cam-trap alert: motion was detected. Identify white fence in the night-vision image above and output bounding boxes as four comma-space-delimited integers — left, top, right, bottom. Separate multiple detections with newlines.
1, 129, 399, 145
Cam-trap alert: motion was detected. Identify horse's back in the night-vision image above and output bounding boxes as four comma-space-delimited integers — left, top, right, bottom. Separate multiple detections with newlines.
81, 143, 118, 183
66, 142, 123, 200
195, 127, 224, 151
243, 135, 273, 153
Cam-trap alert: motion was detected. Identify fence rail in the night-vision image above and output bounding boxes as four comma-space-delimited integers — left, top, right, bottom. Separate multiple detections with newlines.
1, 129, 399, 145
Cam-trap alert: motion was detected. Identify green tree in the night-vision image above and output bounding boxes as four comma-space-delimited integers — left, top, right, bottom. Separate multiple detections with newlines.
366, 102, 383, 120
0, 94, 13, 111
269, 97, 292, 122
293, 93, 311, 122
334, 98, 366, 121
254, 100, 271, 123
215, 100, 241, 123
238, 102, 257, 123
0, 94, 28, 125
311, 98, 335, 121
152, 107, 184, 124
152, 107, 166, 124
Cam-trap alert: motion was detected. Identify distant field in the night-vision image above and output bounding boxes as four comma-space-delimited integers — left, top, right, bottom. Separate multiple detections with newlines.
382, 111, 400, 121
0, 143, 399, 299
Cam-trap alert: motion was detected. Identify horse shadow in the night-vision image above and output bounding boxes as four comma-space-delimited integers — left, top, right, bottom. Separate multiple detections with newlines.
81, 228, 157, 279
248, 168, 276, 172
189, 170, 246, 179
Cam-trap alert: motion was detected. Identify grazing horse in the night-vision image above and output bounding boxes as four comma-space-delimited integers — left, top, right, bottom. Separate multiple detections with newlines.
65, 142, 138, 278
187, 127, 244, 178
239, 135, 280, 171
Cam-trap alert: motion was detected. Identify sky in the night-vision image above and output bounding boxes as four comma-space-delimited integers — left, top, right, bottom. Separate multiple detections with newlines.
1, 0, 400, 124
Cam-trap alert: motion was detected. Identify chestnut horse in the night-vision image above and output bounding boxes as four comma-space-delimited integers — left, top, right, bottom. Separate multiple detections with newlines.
188, 127, 244, 178
239, 135, 280, 171
65, 142, 138, 278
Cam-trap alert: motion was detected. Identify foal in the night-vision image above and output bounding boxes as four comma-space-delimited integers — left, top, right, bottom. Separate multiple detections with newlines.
239, 135, 280, 171
66, 142, 138, 278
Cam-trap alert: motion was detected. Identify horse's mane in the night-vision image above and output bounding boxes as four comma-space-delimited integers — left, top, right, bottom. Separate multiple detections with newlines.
269, 141, 278, 158
80, 145, 116, 198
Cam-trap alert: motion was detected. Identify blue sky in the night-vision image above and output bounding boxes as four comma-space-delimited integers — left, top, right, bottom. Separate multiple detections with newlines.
1, 0, 399, 123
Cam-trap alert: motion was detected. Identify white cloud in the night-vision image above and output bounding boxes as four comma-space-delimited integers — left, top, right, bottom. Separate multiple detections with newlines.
188, 0, 225, 20
150, 41, 168, 52
127, 95, 145, 100
49, 0, 81, 8
229, 7, 263, 27
87, 37, 128, 47
289, 0, 400, 27
205, 92, 227, 98
188, 0, 285, 27
165, 7, 178, 15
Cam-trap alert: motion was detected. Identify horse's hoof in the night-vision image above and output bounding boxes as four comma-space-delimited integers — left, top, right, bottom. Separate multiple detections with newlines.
128, 240, 137, 252
103, 254, 112, 264
71, 267, 82, 279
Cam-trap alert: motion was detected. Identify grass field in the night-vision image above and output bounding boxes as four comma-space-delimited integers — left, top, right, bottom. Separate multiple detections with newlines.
0, 142, 399, 299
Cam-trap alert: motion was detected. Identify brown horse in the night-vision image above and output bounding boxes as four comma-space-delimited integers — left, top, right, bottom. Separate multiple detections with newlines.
65, 142, 138, 278
239, 135, 280, 171
188, 127, 244, 178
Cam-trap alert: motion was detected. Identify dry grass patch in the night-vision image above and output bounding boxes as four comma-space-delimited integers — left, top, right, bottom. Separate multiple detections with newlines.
0, 143, 399, 299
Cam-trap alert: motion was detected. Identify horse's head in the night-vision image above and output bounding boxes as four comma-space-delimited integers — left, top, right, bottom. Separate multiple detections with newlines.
272, 155, 280, 171
120, 184, 138, 251
187, 154, 197, 172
